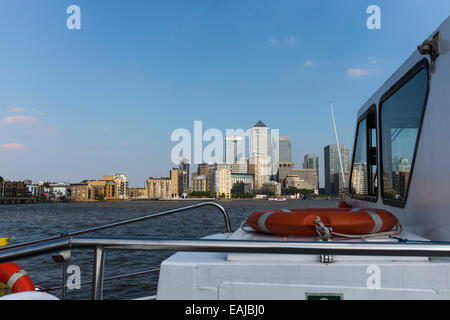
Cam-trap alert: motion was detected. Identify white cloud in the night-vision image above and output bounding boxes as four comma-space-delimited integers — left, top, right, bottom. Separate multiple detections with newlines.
269, 37, 279, 45
304, 60, 314, 67
288, 37, 296, 44
31, 108, 45, 116
8, 107, 27, 113
2, 115, 38, 125
1, 114, 56, 135
347, 68, 370, 77
0, 143, 25, 151
368, 56, 384, 64
7, 106, 44, 116
104, 127, 111, 131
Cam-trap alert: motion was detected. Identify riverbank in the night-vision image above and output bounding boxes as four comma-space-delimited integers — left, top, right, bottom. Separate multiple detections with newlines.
0, 196, 341, 205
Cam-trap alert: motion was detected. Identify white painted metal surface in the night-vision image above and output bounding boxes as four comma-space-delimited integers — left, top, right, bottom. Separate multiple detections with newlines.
156, 230, 450, 300
349, 16, 450, 241
0, 292, 59, 300
226, 228, 428, 262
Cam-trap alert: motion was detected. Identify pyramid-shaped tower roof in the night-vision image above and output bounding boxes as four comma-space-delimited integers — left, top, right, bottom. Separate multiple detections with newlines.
254, 120, 267, 127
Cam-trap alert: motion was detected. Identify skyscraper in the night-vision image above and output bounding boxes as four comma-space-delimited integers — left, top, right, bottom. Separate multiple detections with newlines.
179, 158, 190, 195
249, 156, 270, 190
278, 136, 292, 163
250, 121, 270, 158
225, 135, 244, 164
249, 121, 271, 190
324, 145, 350, 195
303, 154, 319, 170
303, 154, 319, 191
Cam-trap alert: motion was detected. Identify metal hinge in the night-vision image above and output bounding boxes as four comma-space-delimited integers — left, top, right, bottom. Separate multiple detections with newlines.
320, 255, 334, 264
418, 32, 440, 72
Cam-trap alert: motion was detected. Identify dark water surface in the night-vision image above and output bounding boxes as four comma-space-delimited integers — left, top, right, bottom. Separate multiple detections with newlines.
0, 199, 338, 300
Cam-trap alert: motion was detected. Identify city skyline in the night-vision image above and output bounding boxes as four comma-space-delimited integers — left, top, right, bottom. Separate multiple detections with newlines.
0, 114, 349, 189
2, 1, 449, 187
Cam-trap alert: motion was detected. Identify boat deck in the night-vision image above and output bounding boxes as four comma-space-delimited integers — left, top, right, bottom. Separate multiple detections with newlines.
156, 228, 450, 300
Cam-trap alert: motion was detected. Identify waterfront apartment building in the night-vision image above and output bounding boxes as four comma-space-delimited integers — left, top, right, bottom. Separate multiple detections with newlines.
143, 167, 187, 199
26, 182, 44, 198
170, 168, 180, 198
104, 180, 115, 200
324, 144, 350, 195
70, 180, 108, 201
192, 163, 235, 198
208, 164, 232, 199
48, 182, 71, 199
103, 174, 128, 200
69, 173, 129, 201
89, 180, 108, 200
0, 180, 28, 199
127, 188, 147, 199
195, 163, 216, 192
192, 175, 208, 193
70, 182, 91, 201
145, 177, 171, 199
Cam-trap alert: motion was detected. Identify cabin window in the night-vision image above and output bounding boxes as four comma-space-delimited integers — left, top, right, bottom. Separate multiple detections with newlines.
379, 64, 429, 206
350, 107, 377, 200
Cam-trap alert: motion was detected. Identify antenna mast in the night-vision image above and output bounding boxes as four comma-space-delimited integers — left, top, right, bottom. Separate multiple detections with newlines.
329, 101, 347, 190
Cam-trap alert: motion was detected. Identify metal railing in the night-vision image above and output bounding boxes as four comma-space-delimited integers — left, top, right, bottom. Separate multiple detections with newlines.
2, 236, 450, 299
40, 268, 160, 294
0, 201, 232, 252
0, 202, 231, 299
2, 202, 450, 299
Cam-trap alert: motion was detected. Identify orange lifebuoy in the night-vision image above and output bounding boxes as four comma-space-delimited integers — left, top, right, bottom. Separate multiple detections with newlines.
0, 262, 35, 293
246, 208, 399, 236
337, 201, 351, 208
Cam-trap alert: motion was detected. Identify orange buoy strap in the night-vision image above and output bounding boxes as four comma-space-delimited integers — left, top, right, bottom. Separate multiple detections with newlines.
7, 269, 28, 289
348, 208, 386, 233
365, 210, 384, 233
258, 211, 275, 234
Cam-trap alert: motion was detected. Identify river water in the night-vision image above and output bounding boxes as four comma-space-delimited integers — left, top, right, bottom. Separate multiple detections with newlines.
0, 199, 338, 300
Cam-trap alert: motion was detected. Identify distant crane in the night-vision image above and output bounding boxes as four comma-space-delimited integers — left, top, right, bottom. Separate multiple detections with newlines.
329, 101, 347, 191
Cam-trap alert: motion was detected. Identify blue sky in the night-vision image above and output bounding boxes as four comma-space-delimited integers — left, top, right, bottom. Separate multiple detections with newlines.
0, 0, 449, 187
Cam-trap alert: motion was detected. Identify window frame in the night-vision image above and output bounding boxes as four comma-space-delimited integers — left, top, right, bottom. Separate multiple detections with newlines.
378, 58, 431, 208
349, 104, 378, 202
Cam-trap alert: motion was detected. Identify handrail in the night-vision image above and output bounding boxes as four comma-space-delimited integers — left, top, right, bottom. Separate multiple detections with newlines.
72, 237, 450, 256
3, 236, 450, 263
2, 236, 450, 299
0, 202, 232, 252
